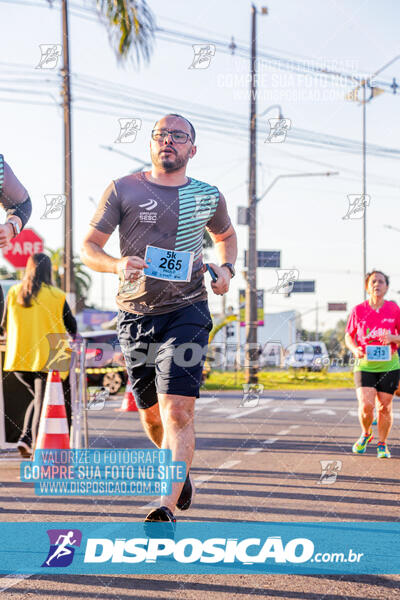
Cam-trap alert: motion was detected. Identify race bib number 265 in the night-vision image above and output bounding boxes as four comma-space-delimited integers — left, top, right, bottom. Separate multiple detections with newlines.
144, 246, 194, 282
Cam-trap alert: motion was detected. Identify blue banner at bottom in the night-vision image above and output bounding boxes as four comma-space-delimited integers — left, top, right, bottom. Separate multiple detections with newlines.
0, 522, 399, 575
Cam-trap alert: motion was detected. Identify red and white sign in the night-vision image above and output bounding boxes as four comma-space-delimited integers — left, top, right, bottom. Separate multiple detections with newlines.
3, 228, 44, 268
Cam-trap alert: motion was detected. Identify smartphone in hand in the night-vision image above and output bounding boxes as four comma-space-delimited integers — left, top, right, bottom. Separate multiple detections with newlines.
205, 263, 218, 282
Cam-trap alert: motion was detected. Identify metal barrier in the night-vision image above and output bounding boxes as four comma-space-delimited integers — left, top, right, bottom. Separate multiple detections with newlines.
69, 339, 89, 449
0, 337, 123, 450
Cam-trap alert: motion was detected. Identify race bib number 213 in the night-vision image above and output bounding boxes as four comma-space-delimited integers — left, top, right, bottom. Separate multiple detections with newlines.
366, 345, 391, 362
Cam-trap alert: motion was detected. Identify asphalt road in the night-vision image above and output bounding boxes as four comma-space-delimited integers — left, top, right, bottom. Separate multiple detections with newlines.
0, 388, 399, 599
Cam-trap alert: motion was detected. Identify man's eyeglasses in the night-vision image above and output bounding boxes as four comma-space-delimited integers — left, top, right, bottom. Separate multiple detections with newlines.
151, 129, 193, 144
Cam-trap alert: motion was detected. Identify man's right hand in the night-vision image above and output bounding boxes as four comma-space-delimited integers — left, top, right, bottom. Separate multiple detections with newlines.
353, 346, 365, 359
0, 223, 13, 248
116, 256, 148, 280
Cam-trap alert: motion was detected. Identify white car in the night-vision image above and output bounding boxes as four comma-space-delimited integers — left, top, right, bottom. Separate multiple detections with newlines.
284, 341, 329, 372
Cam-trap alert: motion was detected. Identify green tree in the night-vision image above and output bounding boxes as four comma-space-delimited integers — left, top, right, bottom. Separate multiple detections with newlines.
321, 318, 350, 363
96, 0, 156, 63
47, 247, 92, 310
0, 266, 18, 280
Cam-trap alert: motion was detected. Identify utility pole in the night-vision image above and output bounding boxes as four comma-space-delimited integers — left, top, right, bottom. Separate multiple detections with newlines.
245, 4, 258, 384
362, 80, 367, 300
61, 0, 75, 309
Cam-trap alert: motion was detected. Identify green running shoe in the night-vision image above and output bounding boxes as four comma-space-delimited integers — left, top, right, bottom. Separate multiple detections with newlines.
377, 442, 391, 459
352, 432, 373, 454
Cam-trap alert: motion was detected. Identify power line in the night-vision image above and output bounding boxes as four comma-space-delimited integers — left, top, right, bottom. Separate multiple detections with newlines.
2, 72, 400, 160
3, 0, 399, 93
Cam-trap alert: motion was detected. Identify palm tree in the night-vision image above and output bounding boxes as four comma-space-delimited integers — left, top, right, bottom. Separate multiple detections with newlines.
47, 247, 92, 310
46, 247, 64, 288
96, 0, 156, 63
74, 259, 92, 306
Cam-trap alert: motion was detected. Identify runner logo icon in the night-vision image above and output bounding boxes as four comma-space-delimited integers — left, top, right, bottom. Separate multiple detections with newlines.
42, 529, 82, 567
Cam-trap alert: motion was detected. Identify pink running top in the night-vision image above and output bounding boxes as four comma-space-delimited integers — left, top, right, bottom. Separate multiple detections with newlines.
346, 300, 400, 354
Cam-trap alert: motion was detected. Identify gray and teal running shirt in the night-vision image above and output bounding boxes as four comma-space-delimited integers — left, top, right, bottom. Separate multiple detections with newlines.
91, 172, 232, 315
0, 155, 29, 208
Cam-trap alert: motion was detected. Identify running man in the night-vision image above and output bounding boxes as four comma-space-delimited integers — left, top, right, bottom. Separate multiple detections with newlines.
0, 155, 32, 320
46, 531, 77, 566
345, 270, 400, 458
81, 114, 237, 525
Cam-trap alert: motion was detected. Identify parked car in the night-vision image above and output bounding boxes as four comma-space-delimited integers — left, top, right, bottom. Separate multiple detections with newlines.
81, 330, 127, 394
284, 341, 329, 372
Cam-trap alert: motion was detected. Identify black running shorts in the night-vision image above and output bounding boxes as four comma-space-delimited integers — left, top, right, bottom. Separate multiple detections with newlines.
354, 370, 400, 394
117, 301, 213, 409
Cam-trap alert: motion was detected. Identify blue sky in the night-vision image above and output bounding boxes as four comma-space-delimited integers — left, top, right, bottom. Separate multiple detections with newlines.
1, 0, 400, 330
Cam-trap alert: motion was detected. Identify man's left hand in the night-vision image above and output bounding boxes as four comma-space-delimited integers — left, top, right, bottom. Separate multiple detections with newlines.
204, 262, 232, 296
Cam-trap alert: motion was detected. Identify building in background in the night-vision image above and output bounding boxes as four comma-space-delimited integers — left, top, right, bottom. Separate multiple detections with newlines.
210, 309, 300, 369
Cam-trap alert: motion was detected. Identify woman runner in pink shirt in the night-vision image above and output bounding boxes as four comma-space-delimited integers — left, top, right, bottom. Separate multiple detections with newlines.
345, 270, 400, 458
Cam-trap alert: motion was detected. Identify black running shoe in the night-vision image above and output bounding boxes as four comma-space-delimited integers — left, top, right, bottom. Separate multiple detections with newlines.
17, 440, 32, 458
144, 506, 176, 539
176, 472, 195, 511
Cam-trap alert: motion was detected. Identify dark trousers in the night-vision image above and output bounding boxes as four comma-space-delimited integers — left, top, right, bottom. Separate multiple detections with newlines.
14, 371, 71, 448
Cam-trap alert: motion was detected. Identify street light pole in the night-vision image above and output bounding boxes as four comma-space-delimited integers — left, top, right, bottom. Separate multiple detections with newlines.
346, 55, 400, 298
99, 145, 152, 172
257, 171, 338, 204
61, 0, 75, 308
245, 4, 258, 385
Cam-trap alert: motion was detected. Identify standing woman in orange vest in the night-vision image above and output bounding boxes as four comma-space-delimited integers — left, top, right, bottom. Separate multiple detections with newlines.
3, 253, 77, 457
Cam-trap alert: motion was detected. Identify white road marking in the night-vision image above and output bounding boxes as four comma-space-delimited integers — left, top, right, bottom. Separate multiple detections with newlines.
245, 448, 263, 455
104, 400, 121, 408
0, 574, 34, 592
271, 407, 302, 414
304, 398, 327, 404
218, 460, 241, 470
229, 400, 272, 420
311, 409, 336, 416
141, 458, 242, 505
141, 498, 160, 509
290, 425, 300, 429
194, 475, 211, 486
276, 429, 290, 435
263, 438, 278, 444
196, 398, 217, 405
211, 408, 233, 414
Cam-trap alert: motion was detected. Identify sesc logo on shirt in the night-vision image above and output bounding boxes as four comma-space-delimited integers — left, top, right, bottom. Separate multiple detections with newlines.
139, 199, 158, 223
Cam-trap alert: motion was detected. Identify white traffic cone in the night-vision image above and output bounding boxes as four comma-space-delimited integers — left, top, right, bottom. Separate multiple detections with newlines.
116, 381, 138, 412
35, 370, 70, 451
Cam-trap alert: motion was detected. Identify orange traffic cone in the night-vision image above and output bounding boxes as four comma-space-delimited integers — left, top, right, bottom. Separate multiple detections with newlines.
116, 382, 138, 412
35, 371, 70, 451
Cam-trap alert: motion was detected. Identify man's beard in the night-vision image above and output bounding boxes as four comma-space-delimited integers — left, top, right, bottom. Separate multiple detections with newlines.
151, 147, 190, 172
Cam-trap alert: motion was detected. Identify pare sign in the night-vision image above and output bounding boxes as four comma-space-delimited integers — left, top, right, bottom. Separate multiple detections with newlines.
3, 228, 44, 268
